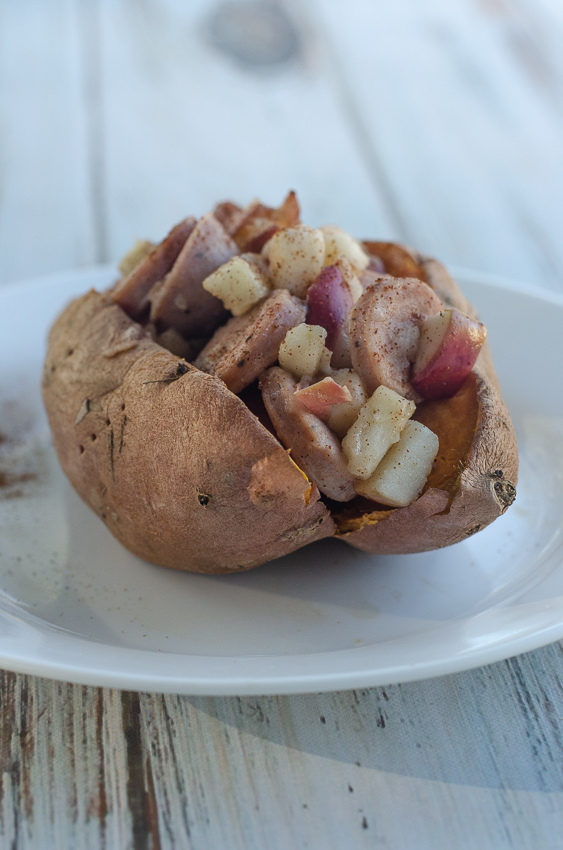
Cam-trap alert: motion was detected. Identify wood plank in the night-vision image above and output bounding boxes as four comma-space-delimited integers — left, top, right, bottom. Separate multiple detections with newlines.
95, 0, 394, 263
313, 0, 563, 290
0, 0, 96, 287
2, 644, 563, 848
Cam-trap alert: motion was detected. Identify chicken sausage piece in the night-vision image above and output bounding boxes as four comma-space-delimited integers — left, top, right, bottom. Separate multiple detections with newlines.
349, 277, 443, 402
194, 290, 306, 394
111, 218, 196, 320
260, 367, 357, 502
149, 213, 239, 338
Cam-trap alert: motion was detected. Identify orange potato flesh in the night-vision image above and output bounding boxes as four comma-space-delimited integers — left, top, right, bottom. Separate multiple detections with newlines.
413, 375, 479, 496
332, 353, 517, 554
330, 375, 479, 534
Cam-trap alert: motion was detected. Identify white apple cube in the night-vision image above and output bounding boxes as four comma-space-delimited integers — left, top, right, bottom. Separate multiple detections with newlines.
268, 226, 325, 298
333, 256, 364, 303
321, 225, 370, 272
327, 369, 368, 438
278, 323, 327, 377
261, 236, 274, 261
317, 346, 334, 376
413, 311, 451, 371
354, 421, 439, 506
118, 239, 155, 277
342, 386, 415, 480
202, 255, 270, 316
294, 377, 352, 419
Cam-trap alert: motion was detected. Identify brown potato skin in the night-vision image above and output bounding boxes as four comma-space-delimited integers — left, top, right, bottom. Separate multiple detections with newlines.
42, 248, 518, 572
42, 291, 334, 574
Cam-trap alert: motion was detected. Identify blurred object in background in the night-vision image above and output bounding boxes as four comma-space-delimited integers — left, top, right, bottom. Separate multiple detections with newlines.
1, 0, 563, 294
204, 1, 302, 70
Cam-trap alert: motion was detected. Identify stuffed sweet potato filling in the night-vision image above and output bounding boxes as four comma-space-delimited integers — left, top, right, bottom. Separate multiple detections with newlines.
113, 192, 494, 513
42, 191, 518, 573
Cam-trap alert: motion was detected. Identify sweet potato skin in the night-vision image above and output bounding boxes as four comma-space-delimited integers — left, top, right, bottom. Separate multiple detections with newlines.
42, 291, 333, 574
334, 254, 518, 554
42, 248, 518, 572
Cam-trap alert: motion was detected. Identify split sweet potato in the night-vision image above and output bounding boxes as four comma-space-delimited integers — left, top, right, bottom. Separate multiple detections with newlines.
42, 197, 517, 574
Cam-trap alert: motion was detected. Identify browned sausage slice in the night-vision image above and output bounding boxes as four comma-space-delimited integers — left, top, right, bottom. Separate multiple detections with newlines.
358, 269, 391, 291
349, 277, 443, 401
260, 367, 357, 502
195, 291, 306, 394
212, 200, 244, 234
149, 213, 239, 338
111, 218, 196, 320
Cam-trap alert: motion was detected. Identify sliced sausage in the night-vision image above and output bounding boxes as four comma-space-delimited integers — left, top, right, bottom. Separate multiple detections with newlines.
149, 213, 238, 338
349, 277, 443, 401
111, 218, 196, 320
259, 367, 357, 502
194, 290, 306, 394
212, 200, 244, 234
358, 269, 392, 291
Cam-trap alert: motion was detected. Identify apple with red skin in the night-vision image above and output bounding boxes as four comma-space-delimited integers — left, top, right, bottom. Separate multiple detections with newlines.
411, 309, 487, 399
294, 377, 352, 419
305, 265, 353, 351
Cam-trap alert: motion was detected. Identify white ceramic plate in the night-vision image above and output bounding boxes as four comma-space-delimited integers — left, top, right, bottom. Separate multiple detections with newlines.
0, 266, 562, 695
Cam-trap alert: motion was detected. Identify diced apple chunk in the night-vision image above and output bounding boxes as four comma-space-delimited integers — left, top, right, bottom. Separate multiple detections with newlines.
342, 386, 415, 480
294, 377, 352, 419
305, 265, 353, 351
354, 421, 439, 506
268, 226, 325, 297
327, 369, 368, 438
278, 323, 327, 377
331, 256, 364, 304
321, 225, 370, 272
317, 346, 334, 376
202, 255, 270, 317
412, 309, 487, 399
118, 239, 155, 277
413, 311, 451, 372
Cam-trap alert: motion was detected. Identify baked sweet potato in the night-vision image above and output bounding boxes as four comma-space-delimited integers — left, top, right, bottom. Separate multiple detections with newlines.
42, 195, 517, 574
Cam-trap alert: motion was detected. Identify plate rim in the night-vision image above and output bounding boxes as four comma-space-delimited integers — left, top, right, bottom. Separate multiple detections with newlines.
0, 264, 562, 695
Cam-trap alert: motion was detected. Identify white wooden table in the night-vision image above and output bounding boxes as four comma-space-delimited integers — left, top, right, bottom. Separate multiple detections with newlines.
2, 1, 563, 846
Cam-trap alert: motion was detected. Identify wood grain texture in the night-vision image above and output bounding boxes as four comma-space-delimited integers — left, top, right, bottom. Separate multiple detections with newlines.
0, 0, 97, 286
2, 647, 563, 848
95, 0, 393, 264
313, 0, 563, 290
1, 0, 563, 847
